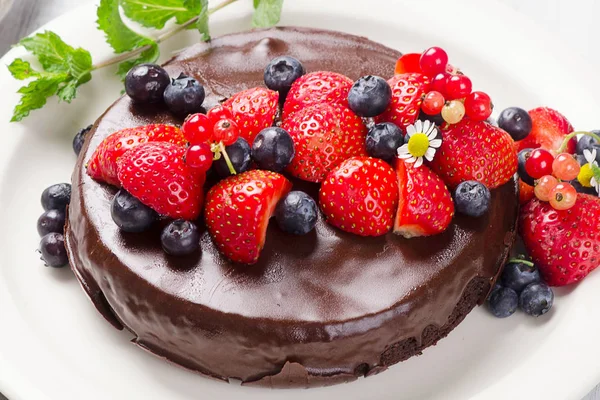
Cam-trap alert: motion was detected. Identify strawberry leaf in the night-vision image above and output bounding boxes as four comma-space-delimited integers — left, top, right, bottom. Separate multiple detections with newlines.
121, 0, 200, 30
252, 0, 283, 28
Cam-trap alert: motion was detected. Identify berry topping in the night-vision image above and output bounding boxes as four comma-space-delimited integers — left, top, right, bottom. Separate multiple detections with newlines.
516, 107, 575, 153
41, 183, 71, 211
366, 122, 405, 160
163, 74, 205, 116
320, 157, 398, 237
576, 131, 600, 155
73, 124, 92, 156
263, 56, 305, 98
487, 286, 518, 318
125, 63, 170, 104
223, 87, 278, 143
37, 209, 66, 237
212, 118, 239, 146
501, 260, 541, 293
444, 74, 472, 100
534, 175, 558, 202
205, 170, 292, 264
421, 91, 445, 116
251, 127, 295, 172
419, 47, 449, 76
552, 152, 580, 181
347, 75, 392, 117
464, 91, 492, 121
393, 158, 454, 238
282, 71, 353, 119
283, 102, 367, 183
185, 143, 213, 173
161, 220, 201, 256
517, 148, 535, 186
524, 148, 554, 179
275, 191, 318, 235
520, 194, 600, 286
430, 119, 518, 189
431, 73, 449, 97
394, 53, 422, 75
519, 283, 554, 317
117, 142, 205, 220
206, 104, 233, 124
376, 73, 431, 130
497, 107, 532, 141
440, 100, 465, 124
213, 137, 252, 178
111, 189, 158, 233
397, 120, 442, 167
519, 179, 535, 205
548, 182, 577, 210
453, 180, 491, 217
182, 113, 212, 144
39, 232, 68, 268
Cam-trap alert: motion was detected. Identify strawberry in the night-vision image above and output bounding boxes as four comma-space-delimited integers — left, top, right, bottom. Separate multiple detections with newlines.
375, 73, 431, 130
282, 102, 368, 183
430, 119, 518, 189
520, 194, 600, 286
87, 124, 185, 186
282, 71, 353, 119
515, 107, 575, 154
394, 53, 423, 75
519, 179, 535, 205
204, 170, 291, 264
222, 87, 279, 144
393, 158, 454, 238
319, 157, 398, 237
117, 142, 205, 220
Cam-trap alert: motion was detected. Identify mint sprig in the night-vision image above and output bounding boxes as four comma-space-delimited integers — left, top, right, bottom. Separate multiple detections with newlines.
253, 0, 283, 27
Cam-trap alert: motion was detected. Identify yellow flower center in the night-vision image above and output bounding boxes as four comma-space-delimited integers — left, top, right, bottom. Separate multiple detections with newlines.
407, 133, 430, 157
578, 163, 594, 187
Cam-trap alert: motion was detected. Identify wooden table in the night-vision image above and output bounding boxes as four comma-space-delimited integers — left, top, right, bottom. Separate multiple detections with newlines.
0, 0, 598, 399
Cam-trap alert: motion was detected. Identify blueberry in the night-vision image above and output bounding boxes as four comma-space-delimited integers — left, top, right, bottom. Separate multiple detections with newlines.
453, 180, 491, 217
214, 138, 251, 178
519, 282, 554, 317
487, 286, 518, 318
275, 191, 318, 235
163, 73, 205, 116
125, 63, 170, 104
39, 232, 68, 268
251, 127, 295, 172
161, 220, 200, 256
501, 261, 541, 293
518, 148, 535, 186
418, 110, 445, 127
576, 131, 600, 155
347, 75, 392, 118
366, 122, 404, 160
263, 56, 305, 98
498, 107, 532, 141
111, 189, 158, 233
37, 209, 66, 237
73, 125, 92, 156
41, 183, 71, 211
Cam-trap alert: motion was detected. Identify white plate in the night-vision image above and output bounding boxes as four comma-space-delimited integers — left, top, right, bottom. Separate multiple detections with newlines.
1, 0, 599, 399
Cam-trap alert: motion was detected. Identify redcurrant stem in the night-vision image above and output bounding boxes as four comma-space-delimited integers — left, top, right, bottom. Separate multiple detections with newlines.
557, 131, 600, 153
219, 142, 236, 175
507, 258, 535, 267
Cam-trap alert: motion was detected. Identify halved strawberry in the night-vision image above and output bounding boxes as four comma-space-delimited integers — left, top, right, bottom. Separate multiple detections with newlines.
282, 102, 368, 183
204, 170, 292, 264
282, 71, 353, 119
515, 107, 575, 154
117, 142, 205, 220
223, 87, 279, 144
319, 157, 398, 237
430, 119, 518, 189
394, 53, 422, 75
519, 179, 535, 205
393, 158, 454, 238
87, 124, 185, 186
376, 73, 431, 131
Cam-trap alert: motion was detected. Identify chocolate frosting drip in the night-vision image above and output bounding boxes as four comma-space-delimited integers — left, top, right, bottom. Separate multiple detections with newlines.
65, 27, 518, 387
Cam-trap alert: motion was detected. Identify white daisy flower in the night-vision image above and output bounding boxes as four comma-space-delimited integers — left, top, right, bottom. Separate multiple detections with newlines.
583, 149, 600, 195
397, 120, 442, 168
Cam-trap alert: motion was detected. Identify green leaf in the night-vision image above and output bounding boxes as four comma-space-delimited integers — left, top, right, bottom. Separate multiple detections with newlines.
116, 43, 160, 79
592, 164, 600, 184
7, 59, 40, 80
97, 0, 155, 53
195, 0, 210, 41
252, 0, 283, 27
11, 72, 69, 122
121, 0, 199, 30
56, 79, 79, 103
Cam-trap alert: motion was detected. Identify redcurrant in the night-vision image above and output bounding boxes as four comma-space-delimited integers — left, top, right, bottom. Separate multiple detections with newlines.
207, 105, 233, 126
213, 118, 239, 145
432, 73, 449, 97
464, 91, 492, 121
534, 175, 558, 202
445, 75, 472, 100
421, 91, 445, 115
419, 47, 449, 76
182, 113, 212, 144
552, 153, 581, 181
549, 182, 577, 210
185, 143, 213, 173
525, 148, 554, 179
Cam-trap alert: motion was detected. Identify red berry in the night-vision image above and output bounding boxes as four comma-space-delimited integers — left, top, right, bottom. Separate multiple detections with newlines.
515, 107, 575, 154
207, 105, 233, 125
375, 73, 431, 131
431, 73, 449, 97
185, 143, 213, 173
534, 175, 558, 202
445, 75, 472, 100
552, 153, 580, 181
419, 47, 449, 76
464, 91, 492, 121
182, 113, 212, 144
213, 118, 239, 145
525, 148, 554, 179
223, 87, 279, 143
394, 53, 422, 75
549, 182, 577, 210
421, 91, 445, 115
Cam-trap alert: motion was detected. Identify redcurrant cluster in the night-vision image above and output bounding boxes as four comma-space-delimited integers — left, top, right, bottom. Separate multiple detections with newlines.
182, 106, 240, 174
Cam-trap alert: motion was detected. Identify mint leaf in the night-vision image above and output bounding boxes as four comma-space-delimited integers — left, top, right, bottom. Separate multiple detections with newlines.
252, 0, 283, 28
116, 43, 160, 79
121, 0, 199, 30
97, 0, 155, 53
592, 164, 600, 184
7, 59, 40, 80
11, 72, 69, 122
196, 0, 210, 41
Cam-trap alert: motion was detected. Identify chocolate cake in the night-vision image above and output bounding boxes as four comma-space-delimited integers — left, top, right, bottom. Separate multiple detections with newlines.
65, 27, 519, 388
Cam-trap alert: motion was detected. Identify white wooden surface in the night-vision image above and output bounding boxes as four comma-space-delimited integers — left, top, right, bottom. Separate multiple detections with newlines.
0, 0, 598, 399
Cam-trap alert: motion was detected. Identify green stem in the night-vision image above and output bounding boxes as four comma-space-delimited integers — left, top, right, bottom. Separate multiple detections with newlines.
219, 142, 237, 175
507, 258, 535, 267
557, 131, 600, 153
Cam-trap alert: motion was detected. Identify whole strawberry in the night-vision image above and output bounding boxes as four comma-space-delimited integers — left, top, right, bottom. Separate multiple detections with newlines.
205, 170, 291, 264
393, 158, 454, 238
282, 71, 353, 119
223, 87, 278, 144
376, 73, 431, 130
87, 124, 185, 186
515, 107, 575, 153
430, 119, 517, 189
117, 142, 205, 220
319, 157, 398, 237
282, 102, 367, 183
520, 194, 600, 286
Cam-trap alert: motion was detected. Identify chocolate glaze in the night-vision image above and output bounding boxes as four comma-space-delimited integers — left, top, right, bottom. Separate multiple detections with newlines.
65, 27, 519, 387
